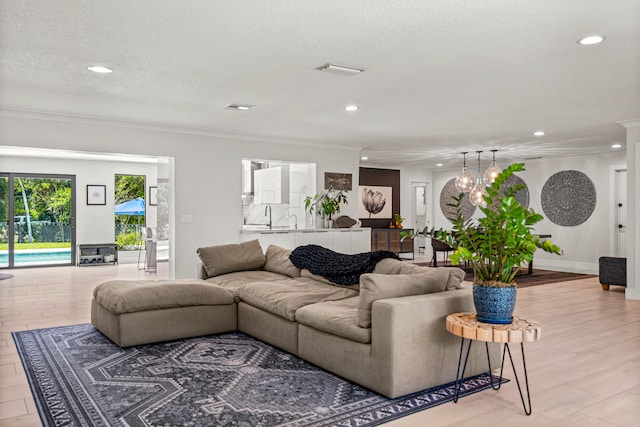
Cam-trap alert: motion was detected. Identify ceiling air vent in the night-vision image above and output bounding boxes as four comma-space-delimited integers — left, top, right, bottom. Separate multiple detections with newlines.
225, 104, 255, 111
316, 63, 365, 76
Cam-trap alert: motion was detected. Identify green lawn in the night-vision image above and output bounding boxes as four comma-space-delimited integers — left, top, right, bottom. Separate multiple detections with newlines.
0, 242, 71, 250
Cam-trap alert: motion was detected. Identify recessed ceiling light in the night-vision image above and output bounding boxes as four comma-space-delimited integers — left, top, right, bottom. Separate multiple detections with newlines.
225, 104, 255, 111
360, 156, 368, 160
316, 63, 365, 75
436, 163, 443, 167
88, 65, 112, 74
533, 131, 545, 136
612, 143, 622, 149
345, 105, 359, 112
578, 35, 605, 45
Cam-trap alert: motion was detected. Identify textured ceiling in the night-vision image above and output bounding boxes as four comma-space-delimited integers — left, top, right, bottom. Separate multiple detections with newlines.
1, 0, 639, 167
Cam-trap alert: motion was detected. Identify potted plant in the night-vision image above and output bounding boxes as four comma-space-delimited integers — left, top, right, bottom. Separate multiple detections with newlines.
304, 188, 348, 228
393, 213, 404, 228
435, 163, 561, 324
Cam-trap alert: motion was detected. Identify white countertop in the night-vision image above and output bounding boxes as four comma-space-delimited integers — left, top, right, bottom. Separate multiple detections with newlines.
240, 227, 370, 234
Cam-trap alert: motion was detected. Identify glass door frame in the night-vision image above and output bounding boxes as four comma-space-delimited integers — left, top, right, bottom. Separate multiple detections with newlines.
1, 172, 76, 269
0, 173, 9, 269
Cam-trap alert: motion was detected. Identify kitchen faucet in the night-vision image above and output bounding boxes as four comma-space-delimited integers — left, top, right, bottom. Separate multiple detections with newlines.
265, 204, 272, 229
290, 214, 298, 229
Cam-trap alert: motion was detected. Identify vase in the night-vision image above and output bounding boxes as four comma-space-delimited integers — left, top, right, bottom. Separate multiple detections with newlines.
472, 284, 517, 324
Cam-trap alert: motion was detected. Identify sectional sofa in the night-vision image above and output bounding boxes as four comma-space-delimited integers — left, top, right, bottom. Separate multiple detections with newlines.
91, 240, 496, 398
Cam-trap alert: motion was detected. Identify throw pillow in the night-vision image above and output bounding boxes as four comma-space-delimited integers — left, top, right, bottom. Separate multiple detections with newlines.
264, 245, 301, 278
372, 258, 426, 275
444, 267, 466, 290
356, 270, 450, 328
197, 239, 265, 277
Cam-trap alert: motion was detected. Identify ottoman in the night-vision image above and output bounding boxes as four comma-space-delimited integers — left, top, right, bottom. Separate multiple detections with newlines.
91, 279, 237, 347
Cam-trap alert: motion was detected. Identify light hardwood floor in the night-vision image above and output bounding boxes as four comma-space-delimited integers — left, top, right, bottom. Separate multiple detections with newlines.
1, 262, 639, 427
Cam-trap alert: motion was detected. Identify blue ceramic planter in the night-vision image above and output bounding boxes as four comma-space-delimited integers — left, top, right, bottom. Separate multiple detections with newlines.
473, 284, 517, 324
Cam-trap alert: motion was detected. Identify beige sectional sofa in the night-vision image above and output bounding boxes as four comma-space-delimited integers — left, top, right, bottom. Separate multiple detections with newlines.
91, 239, 496, 398
194, 240, 497, 398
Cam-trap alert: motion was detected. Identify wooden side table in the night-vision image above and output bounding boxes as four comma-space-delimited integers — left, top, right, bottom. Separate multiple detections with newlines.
445, 313, 541, 415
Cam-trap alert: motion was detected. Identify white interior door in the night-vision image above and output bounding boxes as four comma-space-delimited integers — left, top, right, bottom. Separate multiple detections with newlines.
411, 182, 427, 253
615, 169, 627, 257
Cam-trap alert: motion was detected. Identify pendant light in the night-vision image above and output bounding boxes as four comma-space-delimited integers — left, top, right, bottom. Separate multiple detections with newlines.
469, 151, 488, 207
454, 152, 475, 193
483, 149, 501, 185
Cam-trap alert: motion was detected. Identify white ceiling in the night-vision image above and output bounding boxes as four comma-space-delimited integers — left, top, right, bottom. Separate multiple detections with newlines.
1, 1, 639, 168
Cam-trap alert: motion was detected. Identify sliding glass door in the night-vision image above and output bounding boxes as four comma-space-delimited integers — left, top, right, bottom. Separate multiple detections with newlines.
1, 173, 76, 268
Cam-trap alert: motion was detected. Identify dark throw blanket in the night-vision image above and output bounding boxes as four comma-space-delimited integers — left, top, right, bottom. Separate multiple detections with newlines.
289, 244, 400, 285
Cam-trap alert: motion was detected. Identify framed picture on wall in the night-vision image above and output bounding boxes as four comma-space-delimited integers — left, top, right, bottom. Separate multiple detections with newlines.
358, 185, 392, 219
86, 185, 106, 205
324, 172, 352, 191
149, 186, 158, 206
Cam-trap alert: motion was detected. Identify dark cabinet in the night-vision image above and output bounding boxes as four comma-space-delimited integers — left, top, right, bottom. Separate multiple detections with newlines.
371, 229, 414, 259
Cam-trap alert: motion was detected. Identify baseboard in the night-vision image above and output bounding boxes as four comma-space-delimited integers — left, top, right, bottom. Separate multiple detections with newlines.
531, 259, 598, 275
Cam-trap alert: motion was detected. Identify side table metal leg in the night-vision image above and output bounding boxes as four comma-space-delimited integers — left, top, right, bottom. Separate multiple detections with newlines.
485, 342, 506, 390
504, 343, 533, 415
453, 338, 472, 403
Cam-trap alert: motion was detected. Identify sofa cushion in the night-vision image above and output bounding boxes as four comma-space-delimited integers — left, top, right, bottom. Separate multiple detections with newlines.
372, 258, 425, 275
93, 279, 234, 315
372, 259, 465, 290
296, 297, 370, 344
300, 269, 360, 291
357, 270, 453, 328
264, 245, 301, 278
206, 270, 289, 301
197, 239, 265, 277
236, 277, 358, 321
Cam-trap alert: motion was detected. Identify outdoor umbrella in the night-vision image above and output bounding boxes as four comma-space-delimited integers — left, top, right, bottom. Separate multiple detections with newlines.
115, 198, 145, 240
114, 197, 145, 215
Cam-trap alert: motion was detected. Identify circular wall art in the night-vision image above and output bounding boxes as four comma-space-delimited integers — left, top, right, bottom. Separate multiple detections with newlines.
497, 174, 530, 208
440, 178, 476, 222
541, 170, 596, 226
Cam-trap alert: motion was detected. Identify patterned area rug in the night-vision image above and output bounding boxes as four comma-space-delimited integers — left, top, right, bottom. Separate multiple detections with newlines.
13, 324, 506, 427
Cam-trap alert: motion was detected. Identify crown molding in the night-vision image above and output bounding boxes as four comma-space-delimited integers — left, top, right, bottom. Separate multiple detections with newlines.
0, 107, 365, 152
616, 118, 640, 129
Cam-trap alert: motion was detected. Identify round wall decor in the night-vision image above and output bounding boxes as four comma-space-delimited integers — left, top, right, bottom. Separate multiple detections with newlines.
440, 178, 476, 222
541, 170, 596, 226
498, 174, 530, 208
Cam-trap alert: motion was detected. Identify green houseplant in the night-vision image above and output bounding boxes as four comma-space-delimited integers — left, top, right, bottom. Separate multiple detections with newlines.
393, 213, 404, 228
435, 163, 561, 323
304, 188, 348, 227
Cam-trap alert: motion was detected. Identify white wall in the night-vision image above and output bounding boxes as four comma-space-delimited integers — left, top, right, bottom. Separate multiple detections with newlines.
0, 112, 361, 278
0, 155, 158, 246
432, 151, 627, 274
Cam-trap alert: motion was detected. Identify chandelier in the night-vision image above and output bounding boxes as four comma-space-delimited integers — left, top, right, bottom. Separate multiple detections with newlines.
483, 149, 501, 185
454, 152, 475, 193
469, 151, 488, 207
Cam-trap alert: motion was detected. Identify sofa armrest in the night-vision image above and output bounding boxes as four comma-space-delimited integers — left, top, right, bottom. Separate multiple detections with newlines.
370, 285, 498, 396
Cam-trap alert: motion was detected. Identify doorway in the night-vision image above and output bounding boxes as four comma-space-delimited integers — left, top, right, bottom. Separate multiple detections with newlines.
411, 181, 429, 253
614, 169, 627, 257
0, 173, 76, 268
114, 174, 146, 251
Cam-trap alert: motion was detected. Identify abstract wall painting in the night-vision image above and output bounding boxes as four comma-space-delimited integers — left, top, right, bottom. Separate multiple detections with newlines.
359, 185, 392, 219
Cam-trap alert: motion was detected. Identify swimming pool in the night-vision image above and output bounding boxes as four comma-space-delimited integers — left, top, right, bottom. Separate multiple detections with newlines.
0, 248, 72, 266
